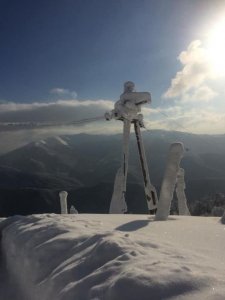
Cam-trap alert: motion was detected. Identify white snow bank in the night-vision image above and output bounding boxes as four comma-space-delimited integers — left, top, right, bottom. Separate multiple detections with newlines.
1, 214, 225, 300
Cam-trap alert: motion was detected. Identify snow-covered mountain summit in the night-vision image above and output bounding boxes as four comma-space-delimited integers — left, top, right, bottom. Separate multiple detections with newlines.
0, 214, 224, 300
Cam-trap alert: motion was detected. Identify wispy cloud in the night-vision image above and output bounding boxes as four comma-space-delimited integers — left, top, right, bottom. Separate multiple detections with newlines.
0, 99, 113, 121
0, 99, 115, 153
50, 87, 77, 99
144, 105, 225, 135
181, 85, 218, 103
0, 86, 224, 155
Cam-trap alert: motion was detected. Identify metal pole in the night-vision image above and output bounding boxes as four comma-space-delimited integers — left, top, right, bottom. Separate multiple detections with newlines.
134, 120, 158, 212
122, 119, 131, 194
109, 119, 131, 213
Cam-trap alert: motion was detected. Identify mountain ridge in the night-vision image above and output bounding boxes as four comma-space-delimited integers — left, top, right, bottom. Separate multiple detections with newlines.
0, 130, 225, 216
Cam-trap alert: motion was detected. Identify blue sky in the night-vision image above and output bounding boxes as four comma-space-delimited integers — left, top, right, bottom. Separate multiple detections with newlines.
0, 0, 225, 148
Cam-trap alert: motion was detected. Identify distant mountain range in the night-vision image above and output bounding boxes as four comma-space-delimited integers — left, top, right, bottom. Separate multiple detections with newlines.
0, 130, 225, 216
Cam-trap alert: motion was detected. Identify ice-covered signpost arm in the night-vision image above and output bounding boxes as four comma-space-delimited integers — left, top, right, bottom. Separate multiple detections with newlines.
105, 81, 152, 123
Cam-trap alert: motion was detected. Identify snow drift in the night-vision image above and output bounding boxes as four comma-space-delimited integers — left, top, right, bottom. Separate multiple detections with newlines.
0, 214, 225, 300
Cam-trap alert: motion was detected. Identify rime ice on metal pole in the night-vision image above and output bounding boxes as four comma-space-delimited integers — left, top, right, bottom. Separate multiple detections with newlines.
155, 143, 184, 221
59, 191, 68, 214
221, 211, 225, 224
176, 168, 190, 215
70, 205, 78, 214
134, 120, 158, 210
106, 81, 158, 213
109, 118, 130, 213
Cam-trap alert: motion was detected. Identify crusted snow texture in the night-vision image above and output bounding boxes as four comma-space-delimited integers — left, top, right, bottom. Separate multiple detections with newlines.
0, 214, 225, 300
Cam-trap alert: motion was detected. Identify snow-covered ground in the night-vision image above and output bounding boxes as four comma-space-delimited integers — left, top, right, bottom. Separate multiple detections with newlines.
0, 214, 225, 300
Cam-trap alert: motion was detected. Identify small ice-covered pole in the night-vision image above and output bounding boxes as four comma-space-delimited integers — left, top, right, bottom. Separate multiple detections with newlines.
155, 143, 184, 221
221, 211, 225, 224
70, 205, 78, 214
176, 168, 190, 215
59, 191, 68, 214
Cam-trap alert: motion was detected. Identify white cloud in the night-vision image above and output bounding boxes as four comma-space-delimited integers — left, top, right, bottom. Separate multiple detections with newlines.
0, 99, 113, 121
0, 93, 225, 155
50, 87, 77, 99
144, 105, 225, 134
163, 40, 218, 102
0, 99, 115, 153
181, 85, 218, 103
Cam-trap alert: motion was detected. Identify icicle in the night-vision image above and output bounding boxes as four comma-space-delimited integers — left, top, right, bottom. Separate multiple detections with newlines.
59, 191, 68, 214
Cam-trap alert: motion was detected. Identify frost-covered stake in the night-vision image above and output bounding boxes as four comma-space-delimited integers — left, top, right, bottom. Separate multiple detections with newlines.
59, 191, 68, 214
70, 205, 78, 214
176, 168, 190, 215
155, 143, 184, 221
106, 81, 158, 213
221, 211, 225, 224
212, 206, 224, 217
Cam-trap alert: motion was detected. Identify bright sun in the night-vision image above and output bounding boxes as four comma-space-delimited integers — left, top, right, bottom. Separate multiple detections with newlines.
206, 17, 225, 76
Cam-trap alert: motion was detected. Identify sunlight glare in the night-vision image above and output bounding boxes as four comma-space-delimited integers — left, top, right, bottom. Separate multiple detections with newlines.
206, 17, 225, 76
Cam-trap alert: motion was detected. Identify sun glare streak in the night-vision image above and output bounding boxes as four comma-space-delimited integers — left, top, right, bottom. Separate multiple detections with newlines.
206, 17, 225, 76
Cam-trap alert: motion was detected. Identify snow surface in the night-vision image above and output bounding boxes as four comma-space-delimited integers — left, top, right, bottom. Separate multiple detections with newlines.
0, 214, 225, 300
54, 136, 69, 146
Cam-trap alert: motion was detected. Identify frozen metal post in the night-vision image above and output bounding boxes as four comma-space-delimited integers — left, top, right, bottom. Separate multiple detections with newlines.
59, 191, 68, 214
176, 168, 190, 215
155, 143, 184, 221
106, 81, 158, 213
221, 211, 225, 224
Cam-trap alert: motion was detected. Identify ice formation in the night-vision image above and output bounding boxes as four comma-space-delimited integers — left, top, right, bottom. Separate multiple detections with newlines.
59, 191, 68, 214
107, 81, 158, 213
109, 167, 128, 214
212, 206, 224, 217
176, 168, 190, 215
221, 211, 225, 224
69, 205, 78, 214
155, 142, 184, 221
